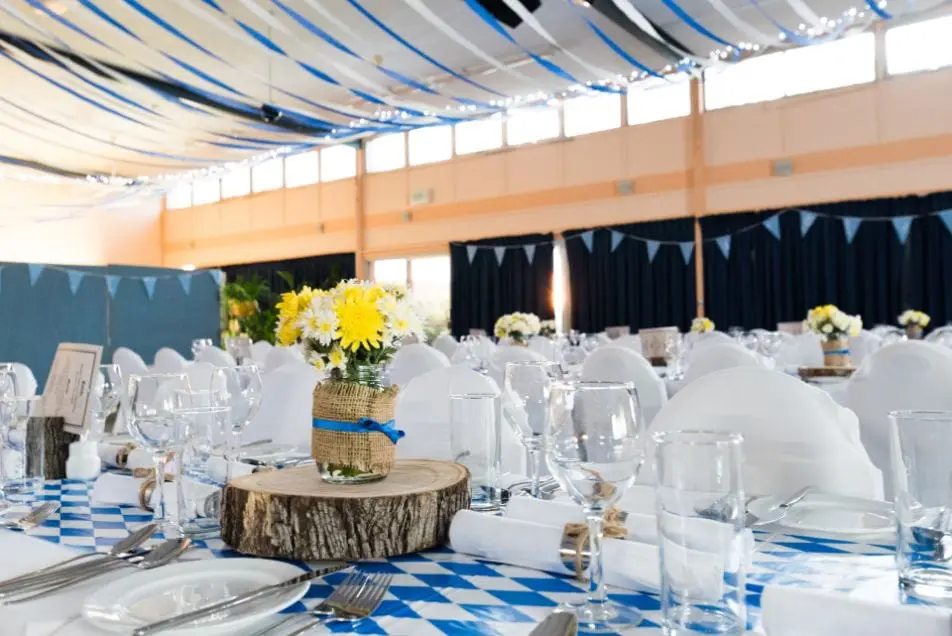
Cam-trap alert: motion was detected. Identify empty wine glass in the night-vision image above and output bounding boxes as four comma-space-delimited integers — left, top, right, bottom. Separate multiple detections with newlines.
191, 338, 213, 358
503, 361, 564, 498
210, 365, 262, 483
547, 381, 645, 633
757, 332, 784, 368
126, 373, 191, 527
90, 364, 123, 439
451, 336, 481, 370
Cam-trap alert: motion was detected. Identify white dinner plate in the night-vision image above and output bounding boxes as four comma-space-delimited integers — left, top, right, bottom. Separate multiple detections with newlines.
806, 376, 848, 386
239, 442, 297, 460
748, 493, 894, 537
82, 558, 309, 635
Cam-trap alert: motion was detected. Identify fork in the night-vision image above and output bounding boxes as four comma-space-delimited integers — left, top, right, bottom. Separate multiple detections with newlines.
253, 571, 392, 636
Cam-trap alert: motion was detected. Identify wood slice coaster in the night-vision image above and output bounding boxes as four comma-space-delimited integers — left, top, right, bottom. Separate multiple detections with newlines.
220, 459, 470, 561
798, 365, 856, 380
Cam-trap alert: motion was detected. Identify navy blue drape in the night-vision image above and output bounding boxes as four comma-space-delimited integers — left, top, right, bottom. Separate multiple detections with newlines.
221, 253, 355, 293
450, 234, 554, 337
701, 191, 952, 330
564, 218, 696, 333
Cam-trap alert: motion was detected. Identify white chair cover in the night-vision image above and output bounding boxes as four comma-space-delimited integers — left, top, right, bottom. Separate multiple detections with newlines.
264, 346, 305, 373
850, 330, 883, 366
843, 341, 952, 500
250, 341, 274, 365
683, 343, 763, 385
244, 360, 320, 447
487, 346, 547, 389
773, 332, 824, 370
612, 335, 643, 355
388, 344, 450, 389
580, 346, 667, 425
528, 336, 559, 362
153, 348, 188, 374
11, 363, 36, 398
196, 347, 236, 368
432, 334, 458, 360
185, 362, 215, 393
112, 347, 149, 379
647, 367, 883, 499
394, 367, 525, 475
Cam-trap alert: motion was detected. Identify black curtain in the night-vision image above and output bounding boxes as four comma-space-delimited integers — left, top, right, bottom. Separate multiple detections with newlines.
450, 233, 554, 337
701, 191, 952, 330
564, 218, 696, 333
221, 253, 355, 294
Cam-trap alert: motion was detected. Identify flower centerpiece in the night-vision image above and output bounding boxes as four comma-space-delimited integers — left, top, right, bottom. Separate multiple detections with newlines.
804, 304, 862, 367
493, 312, 541, 345
539, 319, 557, 338
275, 280, 422, 484
691, 317, 715, 333
898, 309, 930, 340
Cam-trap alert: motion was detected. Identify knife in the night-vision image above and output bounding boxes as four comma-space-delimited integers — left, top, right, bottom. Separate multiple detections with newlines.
131, 562, 349, 635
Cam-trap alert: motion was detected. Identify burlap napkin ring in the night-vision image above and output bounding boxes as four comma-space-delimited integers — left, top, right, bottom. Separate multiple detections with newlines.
115, 443, 137, 470
560, 508, 629, 580
134, 451, 176, 511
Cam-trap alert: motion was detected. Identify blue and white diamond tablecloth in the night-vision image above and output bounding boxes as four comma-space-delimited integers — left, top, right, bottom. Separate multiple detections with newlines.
10, 480, 899, 635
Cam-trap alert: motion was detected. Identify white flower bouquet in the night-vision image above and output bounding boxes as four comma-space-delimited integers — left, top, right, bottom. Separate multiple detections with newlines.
804, 304, 862, 342
691, 317, 715, 333
898, 310, 930, 328
539, 319, 557, 338
494, 312, 541, 344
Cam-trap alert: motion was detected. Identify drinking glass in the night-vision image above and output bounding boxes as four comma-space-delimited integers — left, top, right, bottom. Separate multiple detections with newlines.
191, 338, 213, 358
546, 381, 645, 632
665, 334, 685, 380
210, 365, 262, 483
174, 405, 231, 536
0, 396, 44, 501
756, 332, 784, 368
503, 361, 564, 498
126, 373, 191, 526
654, 431, 747, 635
451, 337, 481, 371
0, 364, 19, 399
889, 410, 952, 601
450, 392, 501, 512
90, 364, 123, 439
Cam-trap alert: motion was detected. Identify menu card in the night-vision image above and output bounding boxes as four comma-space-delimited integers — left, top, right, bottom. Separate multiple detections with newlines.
43, 343, 102, 436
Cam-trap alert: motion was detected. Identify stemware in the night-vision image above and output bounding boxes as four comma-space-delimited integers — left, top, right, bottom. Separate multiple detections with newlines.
450, 336, 482, 371
757, 332, 784, 368
190, 339, 213, 359
546, 381, 645, 633
210, 365, 262, 483
0, 364, 19, 400
126, 373, 192, 527
0, 396, 43, 501
90, 364, 123, 439
503, 361, 564, 498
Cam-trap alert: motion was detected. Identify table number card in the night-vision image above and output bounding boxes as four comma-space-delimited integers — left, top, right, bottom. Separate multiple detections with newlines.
44, 343, 102, 436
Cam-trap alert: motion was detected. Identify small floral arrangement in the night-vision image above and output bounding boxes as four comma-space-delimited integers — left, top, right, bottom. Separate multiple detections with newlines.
275, 280, 422, 378
804, 304, 862, 341
691, 317, 715, 333
539, 319, 557, 338
494, 312, 541, 344
898, 310, 930, 328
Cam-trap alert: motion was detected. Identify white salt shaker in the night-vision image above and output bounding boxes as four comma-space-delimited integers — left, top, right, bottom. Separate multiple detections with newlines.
66, 441, 102, 480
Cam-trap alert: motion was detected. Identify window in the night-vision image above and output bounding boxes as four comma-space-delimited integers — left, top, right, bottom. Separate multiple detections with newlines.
284, 151, 319, 187
408, 126, 452, 166
784, 33, 874, 96
704, 52, 786, 110
165, 183, 191, 209
366, 133, 406, 173
455, 114, 503, 155
372, 258, 408, 285
563, 92, 622, 137
251, 157, 283, 192
627, 76, 691, 124
506, 104, 560, 146
886, 15, 952, 75
191, 177, 220, 205
221, 166, 251, 198
320, 144, 357, 182
409, 255, 451, 319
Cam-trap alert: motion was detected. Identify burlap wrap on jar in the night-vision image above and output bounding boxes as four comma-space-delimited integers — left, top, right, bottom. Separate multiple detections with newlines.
311, 380, 400, 480
821, 337, 852, 367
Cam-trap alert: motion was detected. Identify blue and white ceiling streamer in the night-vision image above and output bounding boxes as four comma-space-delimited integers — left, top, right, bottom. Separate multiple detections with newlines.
2, 264, 223, 299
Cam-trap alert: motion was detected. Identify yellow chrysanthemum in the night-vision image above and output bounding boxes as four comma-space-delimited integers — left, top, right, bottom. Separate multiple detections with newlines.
277, 320, 301, 346
328, 346, 347, 371
335, 295, 384, 352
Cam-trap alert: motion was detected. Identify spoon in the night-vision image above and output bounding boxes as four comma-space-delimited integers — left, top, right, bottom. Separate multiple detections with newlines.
2, 538, 191, 604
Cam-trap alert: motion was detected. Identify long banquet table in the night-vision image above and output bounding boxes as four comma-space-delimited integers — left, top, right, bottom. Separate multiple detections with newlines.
3, 479, 900, 635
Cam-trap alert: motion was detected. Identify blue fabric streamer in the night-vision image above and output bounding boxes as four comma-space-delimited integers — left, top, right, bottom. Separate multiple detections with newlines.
865, 0, 892, 19
659, 0, 736, 47
575, 12, 664, 79
23, 0, 110, 49
120, 0, 221, 60
77, 0, 141, 40
313, 417, 405, 445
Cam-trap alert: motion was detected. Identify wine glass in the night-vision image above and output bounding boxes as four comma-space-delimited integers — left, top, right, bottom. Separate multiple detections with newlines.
191, 338, 213, 358
547, 381, 646, 632
503, 361, 564, 498
757, 332, 784, 368
210, 365, 262, 483
451, 336, 481, 371
90, 364, 123, 439
126, 373, 191, 527
0, 366, 20, 509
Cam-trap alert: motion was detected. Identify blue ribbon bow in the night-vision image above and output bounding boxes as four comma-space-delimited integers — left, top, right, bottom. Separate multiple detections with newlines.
312, 417, 405, 445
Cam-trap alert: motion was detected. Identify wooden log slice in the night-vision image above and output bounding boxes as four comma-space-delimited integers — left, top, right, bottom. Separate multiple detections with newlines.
220, 459, 470, 561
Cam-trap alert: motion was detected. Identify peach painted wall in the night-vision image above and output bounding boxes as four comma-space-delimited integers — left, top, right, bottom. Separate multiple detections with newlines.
163, 67, 952, 268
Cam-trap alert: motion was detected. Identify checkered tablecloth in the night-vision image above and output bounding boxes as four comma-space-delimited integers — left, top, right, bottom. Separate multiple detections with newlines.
11, 480, 899, 635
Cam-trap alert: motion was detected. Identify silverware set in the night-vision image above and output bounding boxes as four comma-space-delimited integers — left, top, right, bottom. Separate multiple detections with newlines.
697, 485, 815, 528
529, 612, 578, 636
0, 502, 59, 530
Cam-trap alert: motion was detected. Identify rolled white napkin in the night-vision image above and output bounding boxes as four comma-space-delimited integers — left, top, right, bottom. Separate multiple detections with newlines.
761, 581, 952, 636
91, 473, 222, 517
449, 510, 727, 598
96, 443, 166, 473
